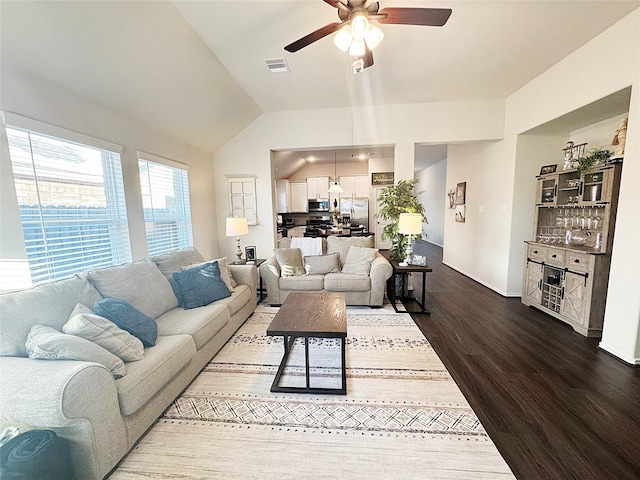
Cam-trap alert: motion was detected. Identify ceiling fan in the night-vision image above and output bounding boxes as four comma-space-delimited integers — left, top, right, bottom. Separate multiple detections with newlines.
284, 0, 452, 70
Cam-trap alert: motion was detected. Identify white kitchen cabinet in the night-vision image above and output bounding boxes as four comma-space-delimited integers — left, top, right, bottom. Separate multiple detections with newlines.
339, 175, 369, 198
276, 180, 291, 213
290, 182, 308, 212
306, 176, 329, 199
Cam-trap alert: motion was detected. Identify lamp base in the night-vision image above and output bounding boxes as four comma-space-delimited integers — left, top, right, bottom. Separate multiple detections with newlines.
235, 236, 243, 264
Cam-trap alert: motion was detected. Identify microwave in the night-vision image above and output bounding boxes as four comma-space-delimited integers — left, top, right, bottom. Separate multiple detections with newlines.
308, 199, 329, 212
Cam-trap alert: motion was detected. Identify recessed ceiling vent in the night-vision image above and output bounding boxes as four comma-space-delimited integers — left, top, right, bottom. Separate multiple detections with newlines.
265, 58, 290, 73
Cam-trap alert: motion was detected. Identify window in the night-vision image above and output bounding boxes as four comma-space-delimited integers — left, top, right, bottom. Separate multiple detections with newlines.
138, 152, 193, 256
226, 175, 257, 225
4, 116, 131, 285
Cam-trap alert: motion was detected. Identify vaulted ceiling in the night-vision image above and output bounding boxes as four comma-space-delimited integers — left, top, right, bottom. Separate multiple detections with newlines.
2, 1, 638, 155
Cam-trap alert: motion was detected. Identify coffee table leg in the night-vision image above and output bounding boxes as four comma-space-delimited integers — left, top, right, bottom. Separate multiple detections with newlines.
341, 337, 347, 392
304, 336, 310, 389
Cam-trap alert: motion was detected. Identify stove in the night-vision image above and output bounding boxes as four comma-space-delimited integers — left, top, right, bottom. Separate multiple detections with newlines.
306, 215, 332, 227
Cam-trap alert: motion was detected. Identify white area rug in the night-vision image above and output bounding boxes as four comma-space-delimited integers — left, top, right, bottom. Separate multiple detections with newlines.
110, 311, 514, 479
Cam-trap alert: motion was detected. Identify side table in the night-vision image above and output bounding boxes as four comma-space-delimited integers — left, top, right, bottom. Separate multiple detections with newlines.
381, 252, 432, 314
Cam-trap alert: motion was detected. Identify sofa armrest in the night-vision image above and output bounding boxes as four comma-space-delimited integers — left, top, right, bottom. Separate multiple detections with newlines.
0, 356, 127, 479
229, 263, 258, 300
259, 257, 282, 305
369, 253, 393, 306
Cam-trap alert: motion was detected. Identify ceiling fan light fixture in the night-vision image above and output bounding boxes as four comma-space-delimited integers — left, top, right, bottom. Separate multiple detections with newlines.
349, 38, 365, 57
333, 24, 352, 52
365, 24, 384, 50
350, 12, 369, 40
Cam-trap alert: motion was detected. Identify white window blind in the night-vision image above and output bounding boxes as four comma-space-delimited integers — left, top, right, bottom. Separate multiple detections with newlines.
5, 124, 131, 285
138, 153, 193, 256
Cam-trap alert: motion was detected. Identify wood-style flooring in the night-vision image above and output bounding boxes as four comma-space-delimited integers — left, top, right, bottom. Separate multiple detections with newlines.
404, 242, 640, 480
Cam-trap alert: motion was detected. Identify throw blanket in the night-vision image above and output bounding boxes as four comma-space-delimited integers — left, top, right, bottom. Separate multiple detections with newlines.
290, 237, 322, 257
0, 429, 71, 479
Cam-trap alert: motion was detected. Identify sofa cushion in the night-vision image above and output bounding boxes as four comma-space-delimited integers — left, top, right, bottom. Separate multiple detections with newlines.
115, 334, 196, 416
172, 262, 231, 310
304, 253, 341, 275
326, 236, 375, 267
155, 302, 230, 350
88, 258, 178, 319
182, 257, 237, 290
324, 272, 372, 292
341, 246, 378, 276
209, 284, 252, 317
279, 274, 325, 291
151, 247, 205, 278
274, 248, 305, 276
63, 304, 144, 362
93, 298, 158, 347
26, 325, 125, 378
0, 274, 103, 357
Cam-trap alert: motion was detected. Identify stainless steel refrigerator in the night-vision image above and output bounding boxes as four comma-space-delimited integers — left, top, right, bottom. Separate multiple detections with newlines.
340, 197, 369, 227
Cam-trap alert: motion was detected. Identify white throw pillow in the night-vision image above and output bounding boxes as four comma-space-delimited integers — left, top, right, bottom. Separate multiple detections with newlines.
63, 304, 144, 362
341, 246, 378, 276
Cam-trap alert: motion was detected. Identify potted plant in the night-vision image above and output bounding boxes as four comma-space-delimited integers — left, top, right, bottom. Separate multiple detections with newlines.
577, 148, 612, 176
376, 179, 428, 262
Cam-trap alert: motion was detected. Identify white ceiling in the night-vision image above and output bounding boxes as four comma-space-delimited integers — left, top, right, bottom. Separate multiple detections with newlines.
1, 0, 638, 158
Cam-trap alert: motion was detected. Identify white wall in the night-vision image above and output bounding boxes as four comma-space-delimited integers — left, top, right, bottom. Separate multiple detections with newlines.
504, 10, 640, 363
0, 65, 219, 261
213, 100, 505, 261
415, 159, 446, 247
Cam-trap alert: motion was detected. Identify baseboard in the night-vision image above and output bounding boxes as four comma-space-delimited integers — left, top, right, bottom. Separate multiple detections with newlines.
441, 261, 520, 298
425, 239, 444, 248
598, 341, 640, 366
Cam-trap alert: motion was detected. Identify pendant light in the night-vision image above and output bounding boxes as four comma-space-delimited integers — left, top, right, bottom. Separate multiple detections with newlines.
328, 151, 344, 193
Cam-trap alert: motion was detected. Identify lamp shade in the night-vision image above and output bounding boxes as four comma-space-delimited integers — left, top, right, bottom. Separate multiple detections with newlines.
328, 182, 344, 193
226, 217, 249, 237
397, 213, 422, 235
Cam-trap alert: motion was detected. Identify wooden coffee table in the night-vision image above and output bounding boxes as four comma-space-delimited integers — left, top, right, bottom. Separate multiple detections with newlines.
266, 291, 347, 395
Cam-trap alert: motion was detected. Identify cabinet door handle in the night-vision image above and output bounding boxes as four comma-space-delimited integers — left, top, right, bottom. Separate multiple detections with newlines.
538, 279, 542, 290
553, 184, 558, 197
578, 181, 583, 196
561, 287, 565, 299
551, 254, 557, 258
573, 259, 580, 263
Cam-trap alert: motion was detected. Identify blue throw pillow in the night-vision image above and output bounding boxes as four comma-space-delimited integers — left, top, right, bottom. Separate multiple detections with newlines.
172, 261, 231, 310
93, 298, 158, 347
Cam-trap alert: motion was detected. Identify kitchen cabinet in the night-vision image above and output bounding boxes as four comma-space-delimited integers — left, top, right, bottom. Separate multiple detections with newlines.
290, 182, 308, 213
339, 175, 369, 198
276, 180, 291, 213
522, 161, 622, 337
306, 176, 329, 199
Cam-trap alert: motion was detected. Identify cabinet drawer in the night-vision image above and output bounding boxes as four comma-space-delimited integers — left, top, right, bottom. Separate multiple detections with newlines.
567, 251, 591, 273
546, 248, 565, 267
528, 244, 546, 262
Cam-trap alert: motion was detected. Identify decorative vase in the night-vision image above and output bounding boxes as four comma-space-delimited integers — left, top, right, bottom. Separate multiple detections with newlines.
611, 118, 627, 156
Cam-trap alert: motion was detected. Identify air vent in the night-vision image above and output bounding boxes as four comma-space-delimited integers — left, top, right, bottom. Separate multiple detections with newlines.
264, 58, 290, 73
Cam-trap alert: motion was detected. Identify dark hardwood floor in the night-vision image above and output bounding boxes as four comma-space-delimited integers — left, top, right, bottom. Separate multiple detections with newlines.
404, 242, 640, 480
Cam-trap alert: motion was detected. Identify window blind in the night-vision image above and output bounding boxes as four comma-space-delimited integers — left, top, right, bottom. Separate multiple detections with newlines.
138, 153, 193, 257
5, 125, 131, 285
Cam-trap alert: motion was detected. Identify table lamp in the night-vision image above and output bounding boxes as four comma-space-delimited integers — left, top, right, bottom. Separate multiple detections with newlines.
226, 217, 249, 263
397, 213, 422, 266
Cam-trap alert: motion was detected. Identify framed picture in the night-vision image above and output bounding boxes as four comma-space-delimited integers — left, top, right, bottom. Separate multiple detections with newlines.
539, 164, 557, 175
447, 188, 456, 209
245, 246, 256, 262
371, 172, 394, 186
455, 205, 466, 223
455, 182, 466, 206
411, 254, 426, 266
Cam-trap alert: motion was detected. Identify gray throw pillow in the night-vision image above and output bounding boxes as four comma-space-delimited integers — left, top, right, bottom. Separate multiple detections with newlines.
274, 248, 305, 277
304, 253, 341, 275
172, 261, 231, 310
63, 304, 144, 362
326, 236, 375, 267
93, 298, 158, 347
341, 246, 378, 276
26, 325, 126, 378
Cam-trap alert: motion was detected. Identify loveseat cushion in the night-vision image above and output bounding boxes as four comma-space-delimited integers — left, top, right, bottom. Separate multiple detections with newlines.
155, 303, 230, 350
116, 334, 196, 416
279, 274, 325, 291
341, 246, 378, 276
0, 274, 102, 357
88, 258, 178, 319
326, 236, 375, 267
324, 272, 371, 292
304, 253, 341, 275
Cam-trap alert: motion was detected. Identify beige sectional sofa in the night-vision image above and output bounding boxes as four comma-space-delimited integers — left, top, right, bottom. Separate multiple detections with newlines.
260, 235, 392, 306
0, 247, 257, 479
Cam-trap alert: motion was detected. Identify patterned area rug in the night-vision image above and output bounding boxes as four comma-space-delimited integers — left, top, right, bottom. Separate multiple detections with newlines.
110, 310, 514, 479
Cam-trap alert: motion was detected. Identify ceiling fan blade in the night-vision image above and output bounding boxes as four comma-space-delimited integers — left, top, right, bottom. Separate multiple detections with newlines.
377, 7, 452, 26
363, 47, 374, 68
284, 22, 342, 53
323, 0, 340, 7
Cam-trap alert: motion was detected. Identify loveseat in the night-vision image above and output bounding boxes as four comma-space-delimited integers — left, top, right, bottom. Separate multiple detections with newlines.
0, 247, 257, 479
260, 235, 392, 306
